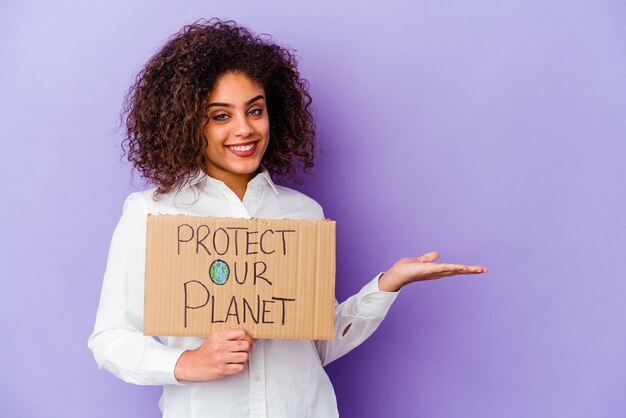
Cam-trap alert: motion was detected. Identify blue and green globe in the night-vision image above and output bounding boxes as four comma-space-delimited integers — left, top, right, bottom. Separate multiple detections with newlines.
209, 259, 230, 285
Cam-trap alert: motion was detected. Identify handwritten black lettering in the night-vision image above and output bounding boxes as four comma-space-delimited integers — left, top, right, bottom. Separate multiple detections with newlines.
233, 261, 249, 285
246, 231, 259, 255
225, 296, 240, 325
226, 227, 247, 256
177, 224, 194, 255
272, 297, 296, 326
262, 299, 275, 324
243, 295, 260, 324
259, 229, 275, 254
275, 229, 296, 255
196, 224, 211, 256
253, 261, 272, 286
212, 228, 230, 255
210, 295, 224, 323
183, 280, 209, 327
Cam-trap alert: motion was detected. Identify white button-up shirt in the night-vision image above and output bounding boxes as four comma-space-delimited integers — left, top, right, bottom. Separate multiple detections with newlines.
88, 170, 399, 418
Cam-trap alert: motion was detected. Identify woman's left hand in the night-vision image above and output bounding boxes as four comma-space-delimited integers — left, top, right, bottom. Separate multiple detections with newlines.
378, 251, 488, 292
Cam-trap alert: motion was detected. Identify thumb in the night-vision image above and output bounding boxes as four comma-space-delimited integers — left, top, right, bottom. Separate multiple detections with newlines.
417, 251, 440, 263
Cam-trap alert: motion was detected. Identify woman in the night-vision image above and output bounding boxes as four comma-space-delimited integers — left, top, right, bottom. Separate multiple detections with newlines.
88, 18, 487, 418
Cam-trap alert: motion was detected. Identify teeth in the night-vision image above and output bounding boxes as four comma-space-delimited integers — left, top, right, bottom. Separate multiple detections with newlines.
229, 143, 255, 152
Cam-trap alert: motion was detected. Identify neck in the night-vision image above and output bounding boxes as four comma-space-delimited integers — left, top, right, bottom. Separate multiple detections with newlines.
204, 167, 256, 201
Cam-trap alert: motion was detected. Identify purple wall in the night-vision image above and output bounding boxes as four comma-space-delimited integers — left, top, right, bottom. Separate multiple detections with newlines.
2, 1, 625, 417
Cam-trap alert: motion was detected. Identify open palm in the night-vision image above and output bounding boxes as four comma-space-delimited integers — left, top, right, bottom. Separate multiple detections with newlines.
378, 251, 488, 292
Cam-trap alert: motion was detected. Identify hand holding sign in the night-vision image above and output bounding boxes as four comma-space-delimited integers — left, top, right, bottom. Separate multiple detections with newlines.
174, 328, 253, 382
378, 251, 488, 292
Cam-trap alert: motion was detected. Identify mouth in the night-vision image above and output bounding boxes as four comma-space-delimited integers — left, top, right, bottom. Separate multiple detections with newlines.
225, 140, 259, 157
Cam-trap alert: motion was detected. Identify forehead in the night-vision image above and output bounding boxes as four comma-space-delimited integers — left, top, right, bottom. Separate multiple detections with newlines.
208, 72, 265, 102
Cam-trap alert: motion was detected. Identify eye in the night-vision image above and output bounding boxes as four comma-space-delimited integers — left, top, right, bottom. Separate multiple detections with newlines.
248, 108, 263, 117
213, 113, 230, 122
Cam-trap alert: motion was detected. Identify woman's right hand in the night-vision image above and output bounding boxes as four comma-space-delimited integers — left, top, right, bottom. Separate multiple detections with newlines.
174, 328, 253, 382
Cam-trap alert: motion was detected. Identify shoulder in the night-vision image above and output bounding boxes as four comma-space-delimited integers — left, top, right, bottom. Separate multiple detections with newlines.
274, 185, 325, 219
122, 186, 200, 214
121, 189, 153, 213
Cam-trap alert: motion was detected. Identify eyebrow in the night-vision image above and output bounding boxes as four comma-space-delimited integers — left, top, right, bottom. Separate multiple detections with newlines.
207, 95, 265, 108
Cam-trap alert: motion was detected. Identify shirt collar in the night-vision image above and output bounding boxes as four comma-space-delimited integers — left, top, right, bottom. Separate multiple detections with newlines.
184, 168, 280, 195
257, 170, 280, 195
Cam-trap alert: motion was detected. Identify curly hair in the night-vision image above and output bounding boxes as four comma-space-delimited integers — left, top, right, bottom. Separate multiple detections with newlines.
121, 18, 315, 197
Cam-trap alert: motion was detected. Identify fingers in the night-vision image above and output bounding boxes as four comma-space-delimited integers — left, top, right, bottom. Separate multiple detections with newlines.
210, 330, 251, 373
462, 265, 488, 273
223, 363, 245, 374
239, 330, 253, 346
181, 329, 254, 382
212, 329, 253, 351
413, 252, 487, 274
417, 266, 487, 282
221, 332, 251, 371
212, 350, 249, 364
215, 360, 247, 378
434, 263, 487, 273
226, 338, 252, 353
217, 328, 251, 341
226, 351, 249, 364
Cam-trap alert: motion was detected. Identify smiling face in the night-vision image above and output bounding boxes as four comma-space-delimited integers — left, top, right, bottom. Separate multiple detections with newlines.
202, 72, 270, 187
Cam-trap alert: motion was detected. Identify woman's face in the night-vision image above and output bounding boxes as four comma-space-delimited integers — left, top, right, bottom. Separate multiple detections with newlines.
202, 72, 269, 183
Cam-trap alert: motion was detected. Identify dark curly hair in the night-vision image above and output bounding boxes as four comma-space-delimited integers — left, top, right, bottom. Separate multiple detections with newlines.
122, 18, 315, 197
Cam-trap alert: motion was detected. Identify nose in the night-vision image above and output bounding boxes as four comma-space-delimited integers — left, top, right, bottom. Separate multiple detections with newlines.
233, 114, 254, 138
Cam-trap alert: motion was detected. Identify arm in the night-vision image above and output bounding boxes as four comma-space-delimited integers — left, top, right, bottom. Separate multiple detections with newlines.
311, 203, 400, 366
314, 254, 487, 366
88, 193, 253, 385
311, 202, 487, 366
314, 273, 399, 366
87, 193, 185, 386
315, 251, 487, 365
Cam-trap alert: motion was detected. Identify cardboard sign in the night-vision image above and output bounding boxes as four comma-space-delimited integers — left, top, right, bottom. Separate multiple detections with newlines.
144, 215, 336, 340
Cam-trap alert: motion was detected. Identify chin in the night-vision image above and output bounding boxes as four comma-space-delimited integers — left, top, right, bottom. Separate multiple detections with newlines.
228, 160, 263, 175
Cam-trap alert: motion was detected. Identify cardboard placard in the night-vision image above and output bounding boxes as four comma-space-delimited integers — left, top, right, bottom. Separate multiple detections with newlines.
144, 215, 336, 340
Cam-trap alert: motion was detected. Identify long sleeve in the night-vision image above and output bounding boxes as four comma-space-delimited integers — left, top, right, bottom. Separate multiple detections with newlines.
311, 202, 400, 366
314, 273, 400, 366
87, 193, 185, 386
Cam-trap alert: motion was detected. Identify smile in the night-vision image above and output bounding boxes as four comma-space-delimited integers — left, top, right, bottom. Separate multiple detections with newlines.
228, 143, 255, 152
225, 141, 258, 157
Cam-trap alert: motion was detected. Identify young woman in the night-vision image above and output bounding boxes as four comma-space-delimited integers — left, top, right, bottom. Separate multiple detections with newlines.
88, 19, 487, 418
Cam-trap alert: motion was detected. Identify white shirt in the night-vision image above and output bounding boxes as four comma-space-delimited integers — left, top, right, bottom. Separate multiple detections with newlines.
88, 170, 399, 418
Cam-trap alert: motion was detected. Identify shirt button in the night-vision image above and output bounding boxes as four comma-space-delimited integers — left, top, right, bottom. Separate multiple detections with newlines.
254, 375, 261, 382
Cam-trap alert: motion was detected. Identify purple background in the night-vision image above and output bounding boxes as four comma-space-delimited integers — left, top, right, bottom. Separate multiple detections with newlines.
2, 1, 625, 417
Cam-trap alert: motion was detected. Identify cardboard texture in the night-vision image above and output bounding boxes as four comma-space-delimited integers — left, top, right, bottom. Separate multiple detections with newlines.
144, 215, 336, 340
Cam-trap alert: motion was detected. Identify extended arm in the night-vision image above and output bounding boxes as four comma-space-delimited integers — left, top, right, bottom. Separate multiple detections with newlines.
314, 273, 399, 366
314, 252, 487, 366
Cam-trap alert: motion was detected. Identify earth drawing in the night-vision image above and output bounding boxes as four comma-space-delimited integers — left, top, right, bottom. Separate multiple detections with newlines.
209, 259, 230, 285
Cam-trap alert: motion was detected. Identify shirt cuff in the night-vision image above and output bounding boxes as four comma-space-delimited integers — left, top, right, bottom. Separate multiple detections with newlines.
355, 272, 401, 319
147, 345, 187, 386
